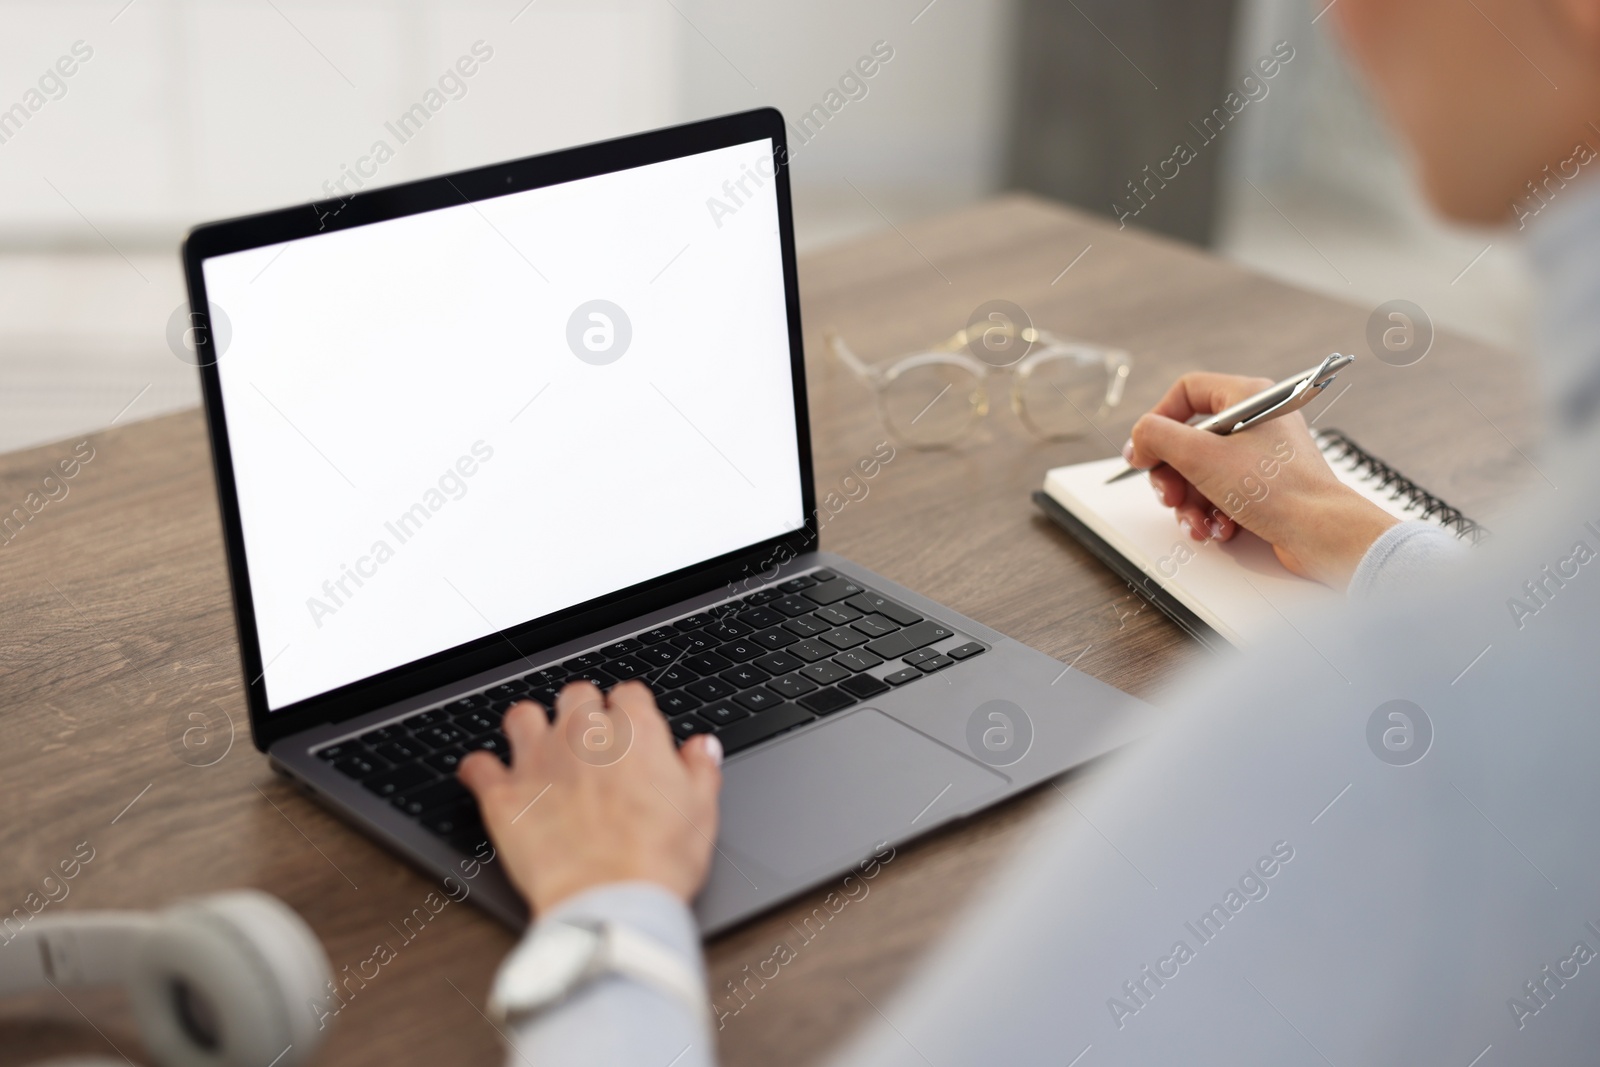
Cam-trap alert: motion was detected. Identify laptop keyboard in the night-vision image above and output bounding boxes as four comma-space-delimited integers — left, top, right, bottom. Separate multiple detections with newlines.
311, 568, 987, 855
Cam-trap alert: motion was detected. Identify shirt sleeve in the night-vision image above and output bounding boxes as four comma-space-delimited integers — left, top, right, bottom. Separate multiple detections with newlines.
1346, 520, 1465, 599
500, 882, 716, 1067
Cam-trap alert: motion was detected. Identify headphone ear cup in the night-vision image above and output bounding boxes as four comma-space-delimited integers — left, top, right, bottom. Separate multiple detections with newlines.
126, 891, 332, 1067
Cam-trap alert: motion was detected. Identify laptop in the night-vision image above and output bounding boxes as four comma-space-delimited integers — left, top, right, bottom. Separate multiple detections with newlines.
183, 107, 1152, 935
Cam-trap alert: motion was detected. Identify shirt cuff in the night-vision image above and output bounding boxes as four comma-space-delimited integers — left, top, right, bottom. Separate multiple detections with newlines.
538, 880, 705, 982
1348, 520, 1465, 600
496, 882, 714, 1067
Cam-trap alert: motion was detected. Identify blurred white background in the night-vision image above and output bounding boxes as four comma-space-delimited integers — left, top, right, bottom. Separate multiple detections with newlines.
0, 0, 1528, 453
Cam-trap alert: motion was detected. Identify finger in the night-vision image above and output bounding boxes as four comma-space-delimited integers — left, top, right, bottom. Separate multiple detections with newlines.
1175, 485, 1236, 542
1147, 373, 1275, 425
1127, 410, 1231, 474
1149, 465, 1189, 508
458, 749, 511, 800
679, 733, 724, 802
605, 680, 673, 755
502, 700, 550, 771
554, 680, 604, 725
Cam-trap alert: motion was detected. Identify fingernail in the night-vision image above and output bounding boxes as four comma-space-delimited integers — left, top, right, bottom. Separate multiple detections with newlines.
1121, 438, 1134, 462
1208, 519, 1223, 540
704, 734, 724, 768
1180, 519, 1194, 539
1152, 483, 1166, 505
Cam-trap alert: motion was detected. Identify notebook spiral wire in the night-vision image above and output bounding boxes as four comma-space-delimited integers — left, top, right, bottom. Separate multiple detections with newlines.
1316, 429, 1490, 544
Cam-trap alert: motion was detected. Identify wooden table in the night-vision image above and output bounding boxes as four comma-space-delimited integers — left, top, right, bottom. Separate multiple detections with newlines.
0, 195, 1535, 1066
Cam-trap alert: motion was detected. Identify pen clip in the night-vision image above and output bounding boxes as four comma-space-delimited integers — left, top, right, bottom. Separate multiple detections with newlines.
1228, 353, 1345, 432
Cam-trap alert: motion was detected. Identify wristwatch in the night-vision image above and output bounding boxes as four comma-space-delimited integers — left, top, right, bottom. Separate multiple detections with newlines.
488, 918, 708, 1024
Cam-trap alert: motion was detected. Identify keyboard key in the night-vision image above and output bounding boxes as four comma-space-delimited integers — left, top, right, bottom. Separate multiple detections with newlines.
778, 576, 817, 592
745, 589, 782, 605
677, 611, 716, 630
751, 627, 799, 650
770, 595, 816, 618
833, 649, 884, 672
403, 709, 449, 729
716, 704, 814, 754
635, 645, 680, 668
798, 687, 857, 716
798, 660, 851, 686
671, 715, 715, 741
814, 604, 863, 626
903, 648, 941, 666
720, 664, 770, 689
522, 668, 566, 688
916, 655, 954, 673
845, 592, 923, 627
571, 667, 618, 688
684, 652, 733, 674
737, 607, 784, 629
607, 656, 649, 680
563, 652, 606, 672
358, 725, 406, 746
787, 639, 833, 663
782, 615, 830, 637
705, 620, 751, 641
487, 682, 527, 700
456, 711, 499, 735
865, 620, 954, 660
527, 689, 559, 710
840, 673, 891, 699
718, 639, 763, 663
467, 733, 512, 761
362, 764, 434, 798
947, 642, 987, 660
638, 625, 678, 644
734, 688, 784, 713
334, 753, 386, 779
686, 677, 738, 701
376, 740, 425, 764
392, 778, 470, 817
820, 627, 868, 651
416, 723, 468, 749
423, 747, 468, 774
766, 673, 818, 699
811, 568, 839, 581
884, 667, 922, 686
753, 651, 803, 674
851, 614, 899, 638
699, 702, 749, 726
657, 691, 703, 716
803, 578, 864, 605
420, 801, 479, 838
656, 665, 699, 688
669, 632, 715, 654
601, 638, 642, 656
317, 742, 357, 762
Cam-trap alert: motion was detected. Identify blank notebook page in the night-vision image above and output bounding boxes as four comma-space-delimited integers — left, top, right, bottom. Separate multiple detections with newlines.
1042, 432, 1465, 647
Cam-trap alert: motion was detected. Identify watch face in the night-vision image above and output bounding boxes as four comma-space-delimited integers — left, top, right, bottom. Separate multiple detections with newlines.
499, 922, 603, 1012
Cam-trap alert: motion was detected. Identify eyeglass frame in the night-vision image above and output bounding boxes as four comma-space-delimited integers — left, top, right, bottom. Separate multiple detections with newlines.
827, 325, 1132, 445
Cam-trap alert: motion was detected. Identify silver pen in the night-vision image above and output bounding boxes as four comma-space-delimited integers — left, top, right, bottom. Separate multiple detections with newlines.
1105, 353, 1355, 484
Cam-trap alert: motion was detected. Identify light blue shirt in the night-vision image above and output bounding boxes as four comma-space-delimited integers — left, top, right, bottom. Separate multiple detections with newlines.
503, 179, 1600, 1066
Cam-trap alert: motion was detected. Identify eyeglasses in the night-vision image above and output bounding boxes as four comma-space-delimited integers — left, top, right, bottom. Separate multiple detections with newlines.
828, 324, 1131, 449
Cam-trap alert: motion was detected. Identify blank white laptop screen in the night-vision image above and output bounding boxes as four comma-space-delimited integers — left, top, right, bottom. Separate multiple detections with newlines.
202, 140, 803, 711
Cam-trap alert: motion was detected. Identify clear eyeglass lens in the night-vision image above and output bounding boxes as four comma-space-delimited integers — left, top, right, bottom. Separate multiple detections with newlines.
880, 359, 985, 448
1015, 353, 1109, 440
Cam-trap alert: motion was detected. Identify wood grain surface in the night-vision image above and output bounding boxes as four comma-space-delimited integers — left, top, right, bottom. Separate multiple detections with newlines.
0, 195, 1535, 1066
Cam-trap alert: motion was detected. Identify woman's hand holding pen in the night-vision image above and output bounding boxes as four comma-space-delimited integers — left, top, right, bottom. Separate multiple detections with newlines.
1125, 372, 1400, 590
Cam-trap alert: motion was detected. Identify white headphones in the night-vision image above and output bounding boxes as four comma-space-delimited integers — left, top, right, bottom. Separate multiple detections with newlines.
1, 890, 333, 1067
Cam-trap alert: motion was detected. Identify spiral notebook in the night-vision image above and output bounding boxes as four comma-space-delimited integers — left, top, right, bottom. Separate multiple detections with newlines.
1033, 429, 1486, 651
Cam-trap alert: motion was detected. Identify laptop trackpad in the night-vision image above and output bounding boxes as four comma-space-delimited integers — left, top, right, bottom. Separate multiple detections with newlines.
718, 708, 1009, 881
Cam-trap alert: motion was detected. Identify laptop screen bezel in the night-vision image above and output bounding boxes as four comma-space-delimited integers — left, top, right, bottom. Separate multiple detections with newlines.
183, 108, 817, 752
